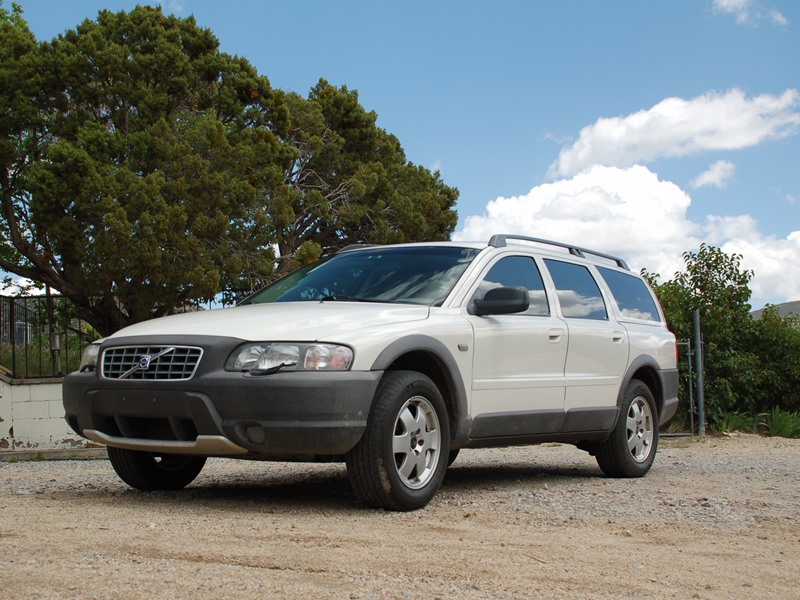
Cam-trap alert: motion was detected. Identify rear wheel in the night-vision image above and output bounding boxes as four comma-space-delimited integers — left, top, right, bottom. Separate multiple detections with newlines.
346, 370, 450, 511
107, 447, 206, 491
594, 379, 658, 478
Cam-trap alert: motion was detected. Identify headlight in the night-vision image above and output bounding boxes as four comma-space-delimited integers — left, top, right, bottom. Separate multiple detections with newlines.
79, 342, 102, 372
225, 343, 354, 373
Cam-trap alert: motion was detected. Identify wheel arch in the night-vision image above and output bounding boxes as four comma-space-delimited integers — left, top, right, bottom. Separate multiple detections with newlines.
617, 356, 666, 423
371, 335, 470, 447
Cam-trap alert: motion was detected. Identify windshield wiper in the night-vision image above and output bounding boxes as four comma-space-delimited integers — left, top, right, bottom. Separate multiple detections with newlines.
319, 294, 373, 303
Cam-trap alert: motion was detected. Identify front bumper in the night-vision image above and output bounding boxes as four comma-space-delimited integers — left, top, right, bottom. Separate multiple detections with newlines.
63, 338, 382, 458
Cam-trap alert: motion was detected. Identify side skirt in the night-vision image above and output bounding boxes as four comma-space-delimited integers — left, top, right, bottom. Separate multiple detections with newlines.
465, 407, 618, 448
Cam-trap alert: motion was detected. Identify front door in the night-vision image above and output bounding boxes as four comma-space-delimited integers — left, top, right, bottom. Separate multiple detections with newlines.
467, 256, 568, 435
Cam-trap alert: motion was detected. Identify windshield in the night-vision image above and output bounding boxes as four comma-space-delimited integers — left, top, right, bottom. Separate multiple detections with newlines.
244, 246, 480, 306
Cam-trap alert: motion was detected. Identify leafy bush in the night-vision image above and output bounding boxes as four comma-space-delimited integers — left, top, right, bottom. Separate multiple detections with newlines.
711, 411, 758, 435
761, 407, 800, 439
647, 245, 800, 430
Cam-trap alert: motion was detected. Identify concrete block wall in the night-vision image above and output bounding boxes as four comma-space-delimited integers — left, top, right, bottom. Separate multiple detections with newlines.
0, 376, 92, 451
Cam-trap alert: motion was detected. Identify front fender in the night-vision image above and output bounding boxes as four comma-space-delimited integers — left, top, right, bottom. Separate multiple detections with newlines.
371, 335, 471, 447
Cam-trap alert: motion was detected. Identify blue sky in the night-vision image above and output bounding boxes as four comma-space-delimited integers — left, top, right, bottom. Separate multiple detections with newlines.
16, 0, 800, 308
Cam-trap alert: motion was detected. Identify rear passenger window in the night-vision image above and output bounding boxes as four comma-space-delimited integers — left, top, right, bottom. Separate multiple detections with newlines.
544, 259, 607, 320
471, 256, 549, 316
598, 267, 661, 322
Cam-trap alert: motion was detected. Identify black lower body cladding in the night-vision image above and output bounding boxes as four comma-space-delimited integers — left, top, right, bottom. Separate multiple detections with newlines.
63, 368, 382, 458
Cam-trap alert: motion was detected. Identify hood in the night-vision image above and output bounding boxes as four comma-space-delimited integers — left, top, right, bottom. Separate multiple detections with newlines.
109, 302, 430, 342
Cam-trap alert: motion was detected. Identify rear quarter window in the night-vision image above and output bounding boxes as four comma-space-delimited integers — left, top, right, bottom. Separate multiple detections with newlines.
598, 267, 661, 322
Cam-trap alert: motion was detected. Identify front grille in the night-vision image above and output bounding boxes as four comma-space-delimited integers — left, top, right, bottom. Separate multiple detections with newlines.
101, 345, 203, 381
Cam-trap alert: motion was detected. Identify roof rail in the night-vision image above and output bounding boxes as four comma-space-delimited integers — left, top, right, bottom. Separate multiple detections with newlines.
338, 243, 380, 253
488, 234, 629, 270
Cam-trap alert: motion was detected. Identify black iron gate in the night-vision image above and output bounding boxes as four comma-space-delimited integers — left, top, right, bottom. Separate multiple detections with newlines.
0, 294, 97, 379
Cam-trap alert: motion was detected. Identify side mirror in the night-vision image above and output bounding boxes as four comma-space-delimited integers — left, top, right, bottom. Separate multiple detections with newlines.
472, 286, 530, 317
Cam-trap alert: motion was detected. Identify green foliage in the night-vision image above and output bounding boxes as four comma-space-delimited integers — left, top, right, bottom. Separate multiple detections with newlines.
273, 80, 457, 279
292, 241, 324, 269
0, 1, 25, 28
0, 7, 458, 334
744, 307, 800, 412
647, 244, 800, 431
761, 407, 800, 439
1, 7, 284, 333
711, 411, 758, 435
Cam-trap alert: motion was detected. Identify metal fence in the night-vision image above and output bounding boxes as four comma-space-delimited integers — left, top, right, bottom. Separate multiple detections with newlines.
0, 294, 97, 379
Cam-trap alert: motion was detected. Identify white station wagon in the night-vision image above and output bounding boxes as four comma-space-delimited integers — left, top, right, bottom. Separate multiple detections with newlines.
64, 235, 678, 510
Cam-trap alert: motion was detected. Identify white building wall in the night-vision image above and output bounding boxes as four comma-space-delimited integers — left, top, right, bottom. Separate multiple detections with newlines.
0, 376, 91, 451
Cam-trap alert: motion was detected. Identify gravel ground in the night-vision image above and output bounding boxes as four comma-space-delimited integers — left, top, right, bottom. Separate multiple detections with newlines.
1, 434, 799, 599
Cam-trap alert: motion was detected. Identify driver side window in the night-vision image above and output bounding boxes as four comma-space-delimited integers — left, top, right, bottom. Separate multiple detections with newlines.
471, 256, 549, 316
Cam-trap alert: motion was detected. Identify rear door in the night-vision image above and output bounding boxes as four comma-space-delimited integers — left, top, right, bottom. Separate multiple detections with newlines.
542, 259, 629, 415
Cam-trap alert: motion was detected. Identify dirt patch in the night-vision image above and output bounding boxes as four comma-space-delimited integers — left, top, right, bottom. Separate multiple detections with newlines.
1, 434, 798, 599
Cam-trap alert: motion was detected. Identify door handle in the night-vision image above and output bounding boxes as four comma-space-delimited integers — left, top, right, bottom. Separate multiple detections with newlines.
548, 328, 565, 343
612, 331, 626, 343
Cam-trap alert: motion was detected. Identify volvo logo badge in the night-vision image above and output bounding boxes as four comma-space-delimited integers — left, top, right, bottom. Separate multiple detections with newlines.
138, 355, 152, 370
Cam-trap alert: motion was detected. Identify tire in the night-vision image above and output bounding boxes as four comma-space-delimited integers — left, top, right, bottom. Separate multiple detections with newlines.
447, 449, 460, 467
107, 447, 206, 491
346, 370, 450, 511
594, 379, 658, 478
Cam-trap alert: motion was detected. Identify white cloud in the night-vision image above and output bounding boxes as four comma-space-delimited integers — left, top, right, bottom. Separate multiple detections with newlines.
769, 9, 789, 25
455, 165, 800, 308
461, 86, 800, 308
712, 0, 789, 26
714, 0, 755, 23
160, 1, 185, 13
549, 88, 800, 178
1, 277, 46, 296
705, 215, 800, 306
691, 160, 736, 189
457, 165, 697, 280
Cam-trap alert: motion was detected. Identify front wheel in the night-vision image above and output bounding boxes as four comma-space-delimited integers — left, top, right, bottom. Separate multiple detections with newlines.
594, 379, 658, 478
107, 447, 206, 491
346, 370, 450, 511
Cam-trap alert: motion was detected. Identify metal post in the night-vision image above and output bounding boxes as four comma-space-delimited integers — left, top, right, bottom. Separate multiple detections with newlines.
685, 341, 695, 435
693, 309, 706, 436
9, 298, 16, 377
